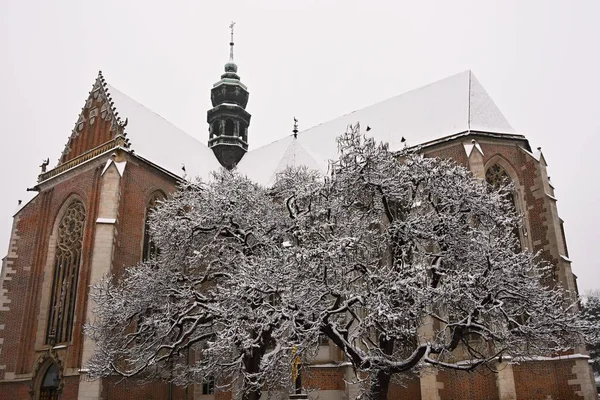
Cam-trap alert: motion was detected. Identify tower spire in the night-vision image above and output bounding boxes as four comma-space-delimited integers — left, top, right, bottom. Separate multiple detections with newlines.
229, 21, 236, 63
207, 22, 251, 169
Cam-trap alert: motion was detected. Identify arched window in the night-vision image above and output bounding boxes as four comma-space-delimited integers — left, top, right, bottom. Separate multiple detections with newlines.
224, 119, 235, 136
485, 164, 512, 189
142, 193, 164, 262
46, 201, 85, 344
212, 122, 220, 138
486, 164, 521, 250
39, 363, 60, 400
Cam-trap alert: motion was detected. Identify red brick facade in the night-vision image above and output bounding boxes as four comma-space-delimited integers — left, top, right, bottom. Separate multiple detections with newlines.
0, 81, 595, 399
388, 376, 422, 399
438, 368, 499, 400
302, 368, 345, 391
513, 360, 581, 400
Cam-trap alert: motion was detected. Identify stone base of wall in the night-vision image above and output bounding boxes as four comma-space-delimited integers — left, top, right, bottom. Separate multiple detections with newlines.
1, 357, 596, 400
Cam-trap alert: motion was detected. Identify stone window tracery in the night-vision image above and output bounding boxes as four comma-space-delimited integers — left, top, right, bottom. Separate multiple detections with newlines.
485, 164, 511, 189
142, 193, 164, 262
46, 201, 85, 344
485, 163, 521, 250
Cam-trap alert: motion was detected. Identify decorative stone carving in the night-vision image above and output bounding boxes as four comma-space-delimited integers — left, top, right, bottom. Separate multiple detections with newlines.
89, 108, 98, 126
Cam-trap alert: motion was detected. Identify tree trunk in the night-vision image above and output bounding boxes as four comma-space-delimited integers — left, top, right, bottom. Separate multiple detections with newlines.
241, 330, 267, 400
242, 352, 262, 400
370, 335, 394, 400
242, 389, 262, 400
370, 370, 392, 400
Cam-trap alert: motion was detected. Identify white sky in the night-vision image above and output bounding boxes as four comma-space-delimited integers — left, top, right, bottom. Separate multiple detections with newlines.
1, 0, 598, 292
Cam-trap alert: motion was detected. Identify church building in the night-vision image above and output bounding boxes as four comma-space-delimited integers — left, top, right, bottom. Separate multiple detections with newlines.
0, 27, 597, 400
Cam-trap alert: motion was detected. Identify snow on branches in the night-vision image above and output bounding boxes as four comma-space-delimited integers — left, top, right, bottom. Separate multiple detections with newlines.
282, 125, 598, 400
87, 125, 599, 400
87, 170, 319, 400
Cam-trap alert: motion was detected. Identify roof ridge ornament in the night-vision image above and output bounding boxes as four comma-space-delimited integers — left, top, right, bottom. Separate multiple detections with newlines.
293, 117, 298, 138
223, 22, 239, 75
229, 21, 236, 63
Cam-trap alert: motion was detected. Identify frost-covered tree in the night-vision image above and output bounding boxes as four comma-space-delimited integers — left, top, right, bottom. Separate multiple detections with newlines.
86, 170, 320, 400
582, 290, 600, 374
282, 126, 599, 400
87, 125, 598, 400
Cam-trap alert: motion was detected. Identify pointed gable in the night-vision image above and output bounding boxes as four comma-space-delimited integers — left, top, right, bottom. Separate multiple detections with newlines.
39, 73, 221, 184
59, 72, 126, 165
236, 135, 323, 186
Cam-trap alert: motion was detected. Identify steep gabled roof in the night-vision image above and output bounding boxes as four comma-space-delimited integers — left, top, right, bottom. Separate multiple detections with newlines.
52, 70, 513, 187
238, 70, 515, 184
106, 85, 221, 181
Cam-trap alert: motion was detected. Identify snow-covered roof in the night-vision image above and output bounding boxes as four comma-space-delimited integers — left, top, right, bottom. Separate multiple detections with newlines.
108, 70, 514, 186
236, 135, 324, 186
107, 85, 221, 181
242, 71, 514, 182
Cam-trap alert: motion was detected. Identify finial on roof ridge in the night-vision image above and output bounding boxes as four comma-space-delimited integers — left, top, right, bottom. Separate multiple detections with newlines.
293, 117, 298, 138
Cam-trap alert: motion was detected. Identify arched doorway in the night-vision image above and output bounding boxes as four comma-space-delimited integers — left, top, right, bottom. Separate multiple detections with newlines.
39, 363, 60, 400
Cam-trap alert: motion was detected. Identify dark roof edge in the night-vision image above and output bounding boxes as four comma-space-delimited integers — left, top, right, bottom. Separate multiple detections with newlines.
396, 130, 531, 155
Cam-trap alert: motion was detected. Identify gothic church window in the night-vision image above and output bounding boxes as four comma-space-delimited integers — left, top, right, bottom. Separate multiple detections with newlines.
46, 201, 85, 344
142, 193, 164, 262
485, 163, 521, 250
485, 164, 511, 189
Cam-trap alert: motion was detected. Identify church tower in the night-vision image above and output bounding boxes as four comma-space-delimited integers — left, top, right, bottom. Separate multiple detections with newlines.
207, 22, 251, 169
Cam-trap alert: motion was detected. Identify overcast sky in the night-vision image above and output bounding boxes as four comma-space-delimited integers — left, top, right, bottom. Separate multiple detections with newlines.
1, 0, 598, 292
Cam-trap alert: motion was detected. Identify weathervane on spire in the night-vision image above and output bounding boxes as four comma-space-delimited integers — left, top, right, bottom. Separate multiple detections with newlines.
229, 21, 236, 62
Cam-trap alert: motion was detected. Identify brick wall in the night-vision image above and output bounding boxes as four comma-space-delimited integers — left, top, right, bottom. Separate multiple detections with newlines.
102, 377, 188, 400
0, 380, 31, 400
513, 359, 582, 400
302, 367, 345, 391
0, 162, 104, 378
111, 156, 177, 279
438, 368, 498, 400
0, 198, 41, 378
0, 151, 179, 397
388, 375, 421, 400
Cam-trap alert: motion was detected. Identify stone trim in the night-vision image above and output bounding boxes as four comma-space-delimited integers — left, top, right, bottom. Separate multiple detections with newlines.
38, 137, 128, 184
34, 194, 87, 351
0, 214, 22, 378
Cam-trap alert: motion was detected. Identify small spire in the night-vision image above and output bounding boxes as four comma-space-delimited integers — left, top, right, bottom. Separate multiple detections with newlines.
293, 117, 298, 138
229, 21, 236, 62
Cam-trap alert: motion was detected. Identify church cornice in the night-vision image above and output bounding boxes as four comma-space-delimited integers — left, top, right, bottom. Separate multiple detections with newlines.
399, 130, 530, 155
38, 136, 129, 185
